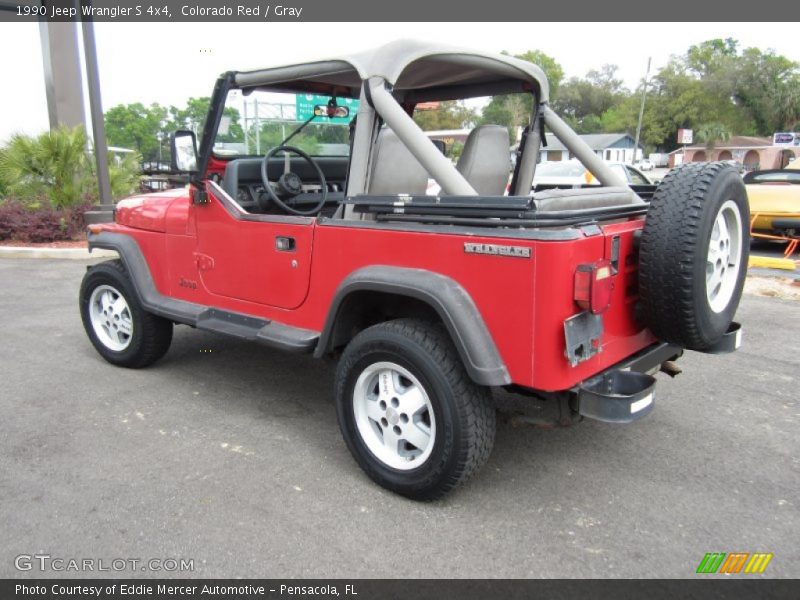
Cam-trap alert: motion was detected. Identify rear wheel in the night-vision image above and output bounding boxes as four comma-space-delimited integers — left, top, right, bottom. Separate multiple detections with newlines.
335, 319, 495, 500
80, 260, 173, 368
639, 162, 749, 350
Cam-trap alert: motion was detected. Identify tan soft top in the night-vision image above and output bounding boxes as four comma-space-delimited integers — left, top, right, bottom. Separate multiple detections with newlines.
233, 39, 549, 102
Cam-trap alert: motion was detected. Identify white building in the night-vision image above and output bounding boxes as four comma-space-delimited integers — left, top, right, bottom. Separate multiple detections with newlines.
539, 133, 644, 164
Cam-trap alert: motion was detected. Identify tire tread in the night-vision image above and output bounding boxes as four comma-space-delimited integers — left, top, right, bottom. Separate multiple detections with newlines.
80, 259, 173, 368
335, 318, 495, 500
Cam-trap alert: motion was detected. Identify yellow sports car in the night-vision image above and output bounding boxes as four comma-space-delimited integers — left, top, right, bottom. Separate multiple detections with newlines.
745, 160, 800, 237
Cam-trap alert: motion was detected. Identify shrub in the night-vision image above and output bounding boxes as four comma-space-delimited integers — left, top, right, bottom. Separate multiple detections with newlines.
0, 200, 91, 243
0, 126, 90, 209
0, 125, 142, 210
108, 152, 143, 199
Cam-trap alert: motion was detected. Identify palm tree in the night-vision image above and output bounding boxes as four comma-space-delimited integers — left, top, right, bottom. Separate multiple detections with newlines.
0, 126, 90, 208
696, 122, 732, 154
0, 126, 142, 208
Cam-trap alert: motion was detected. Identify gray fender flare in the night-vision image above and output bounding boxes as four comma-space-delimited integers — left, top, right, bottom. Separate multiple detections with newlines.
88, 231, 205, 325
315, 266, 511, 387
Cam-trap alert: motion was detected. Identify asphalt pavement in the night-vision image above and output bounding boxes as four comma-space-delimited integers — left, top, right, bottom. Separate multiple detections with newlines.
0, 257, 798, 578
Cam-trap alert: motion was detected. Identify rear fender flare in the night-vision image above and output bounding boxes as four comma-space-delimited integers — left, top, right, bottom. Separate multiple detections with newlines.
315, 266, 511, 387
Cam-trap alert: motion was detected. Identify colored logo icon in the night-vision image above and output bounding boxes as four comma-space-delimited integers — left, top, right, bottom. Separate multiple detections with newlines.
696, 552, 773, 574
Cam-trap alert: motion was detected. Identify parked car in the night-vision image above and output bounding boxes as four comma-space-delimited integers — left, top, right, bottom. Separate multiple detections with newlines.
80, 41, 746, 500
744, 159, 800, 239
637, 159, 654, 171
533, 159, 652, 187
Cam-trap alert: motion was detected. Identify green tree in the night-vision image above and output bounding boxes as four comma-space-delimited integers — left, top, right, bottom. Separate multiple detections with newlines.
686, 38, 739, 78
413, 100, 477, 131
554, 65, 628, 133
734, 48, 800, 134
479, 50, 564, 141
105, 98, 243, 164
104, 102, 169, 163
513, 50, 565, 99
599, 54, 754, 152
167, 96, 243, 141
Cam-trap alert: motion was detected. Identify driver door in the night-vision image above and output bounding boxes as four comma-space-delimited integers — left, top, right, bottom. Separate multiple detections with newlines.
193, 183, 315, 310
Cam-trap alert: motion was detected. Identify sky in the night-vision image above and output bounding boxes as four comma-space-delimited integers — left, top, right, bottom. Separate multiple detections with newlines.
1, 21, 799, 144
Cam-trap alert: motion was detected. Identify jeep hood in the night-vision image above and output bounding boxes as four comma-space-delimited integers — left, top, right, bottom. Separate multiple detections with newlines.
115, 189, 187, 232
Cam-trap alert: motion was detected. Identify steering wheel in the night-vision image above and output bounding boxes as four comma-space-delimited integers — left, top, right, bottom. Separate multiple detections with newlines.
259, 145, 328, 216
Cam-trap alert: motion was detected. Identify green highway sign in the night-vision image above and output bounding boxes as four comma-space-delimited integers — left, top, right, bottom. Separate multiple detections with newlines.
295, 94, 359, 123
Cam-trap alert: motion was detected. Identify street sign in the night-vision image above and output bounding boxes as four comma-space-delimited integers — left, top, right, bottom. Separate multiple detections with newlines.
677, 129, 693, 144
295, 94, 359, 123
772, 132, 800, 147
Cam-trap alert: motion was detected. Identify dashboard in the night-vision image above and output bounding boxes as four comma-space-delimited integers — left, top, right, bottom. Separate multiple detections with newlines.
220, 156, 350, 213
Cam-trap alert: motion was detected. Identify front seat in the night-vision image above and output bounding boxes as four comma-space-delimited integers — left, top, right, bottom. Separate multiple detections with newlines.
367, 129, 429, 195
457, 125, 511, 195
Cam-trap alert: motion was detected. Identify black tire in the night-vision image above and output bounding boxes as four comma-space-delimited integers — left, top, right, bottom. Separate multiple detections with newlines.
79, 259, 173, 368
639, 162, 749, 350
335, 318, 495, 500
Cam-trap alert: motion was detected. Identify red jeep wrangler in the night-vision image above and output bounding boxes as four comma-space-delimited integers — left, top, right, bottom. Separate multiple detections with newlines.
80, 41, 747, 499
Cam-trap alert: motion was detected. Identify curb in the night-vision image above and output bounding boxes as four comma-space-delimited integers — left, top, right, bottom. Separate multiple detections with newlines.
0, 246, 118, 260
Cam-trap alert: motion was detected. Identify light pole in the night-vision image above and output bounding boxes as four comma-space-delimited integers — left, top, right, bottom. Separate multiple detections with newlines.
156, 131, 163, 165
633, 57, 651, 165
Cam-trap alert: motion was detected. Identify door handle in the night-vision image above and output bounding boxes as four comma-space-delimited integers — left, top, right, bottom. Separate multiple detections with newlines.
275, 236, 296, 252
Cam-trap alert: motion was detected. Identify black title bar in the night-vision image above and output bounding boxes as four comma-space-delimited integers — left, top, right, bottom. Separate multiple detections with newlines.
1, 0, 800, 21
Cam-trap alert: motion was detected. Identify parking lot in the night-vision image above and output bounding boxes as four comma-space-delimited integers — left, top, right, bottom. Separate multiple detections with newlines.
1, 257, 798, 578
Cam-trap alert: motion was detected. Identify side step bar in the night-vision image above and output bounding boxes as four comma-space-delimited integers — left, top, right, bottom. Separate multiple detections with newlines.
196, 309, 319, 352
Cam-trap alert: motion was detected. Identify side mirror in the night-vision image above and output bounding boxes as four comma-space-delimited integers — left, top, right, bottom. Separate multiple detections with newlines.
313, 105, 350, 119
170, 130, 198, 173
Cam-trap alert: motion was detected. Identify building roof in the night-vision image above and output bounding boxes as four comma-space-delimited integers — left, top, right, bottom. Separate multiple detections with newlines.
233, 39, 550, 101
684, 136, 773, 150
543, 133, 639, 152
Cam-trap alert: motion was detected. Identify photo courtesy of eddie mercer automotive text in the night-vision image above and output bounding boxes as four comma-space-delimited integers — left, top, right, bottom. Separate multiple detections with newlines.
80, 39, 748, 502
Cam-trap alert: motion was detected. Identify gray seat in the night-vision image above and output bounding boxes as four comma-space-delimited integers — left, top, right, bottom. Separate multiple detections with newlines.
456, 125, 510, 196
367, 129, 429, 195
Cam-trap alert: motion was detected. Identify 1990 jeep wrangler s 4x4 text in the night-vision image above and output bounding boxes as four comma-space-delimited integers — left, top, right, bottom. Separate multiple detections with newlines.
80, 41, 747, 499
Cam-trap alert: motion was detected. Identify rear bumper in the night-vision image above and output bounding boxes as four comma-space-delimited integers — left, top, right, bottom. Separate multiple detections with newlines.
571, 341, 681, 424
572, 322, 742, 423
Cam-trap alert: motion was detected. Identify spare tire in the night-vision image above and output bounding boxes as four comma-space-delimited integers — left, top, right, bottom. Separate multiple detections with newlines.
639, 162, 749, 351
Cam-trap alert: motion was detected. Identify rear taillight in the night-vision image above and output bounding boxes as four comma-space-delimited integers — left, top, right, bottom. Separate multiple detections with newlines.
574, 260, 615, 314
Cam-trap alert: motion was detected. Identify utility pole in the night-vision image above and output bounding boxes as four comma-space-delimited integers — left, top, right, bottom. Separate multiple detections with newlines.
633, 57, 651, 166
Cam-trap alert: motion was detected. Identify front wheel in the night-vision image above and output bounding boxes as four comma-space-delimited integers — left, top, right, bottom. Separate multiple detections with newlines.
335, 319, 496, 500
79, 259, 173, 368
